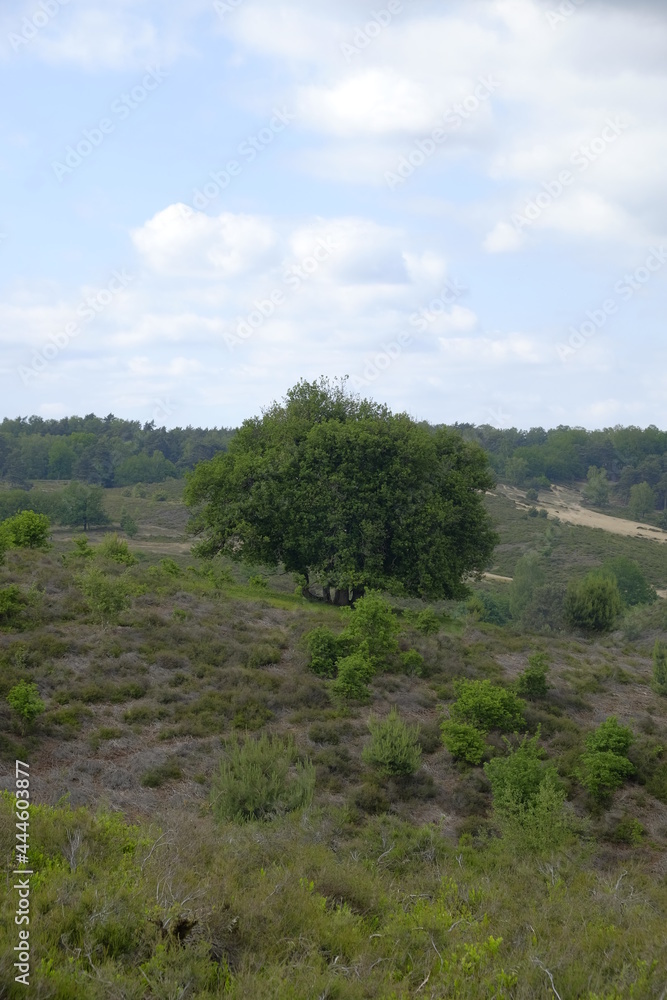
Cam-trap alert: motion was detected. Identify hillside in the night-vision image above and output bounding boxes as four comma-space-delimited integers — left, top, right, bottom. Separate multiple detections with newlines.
1, 483, 666, 997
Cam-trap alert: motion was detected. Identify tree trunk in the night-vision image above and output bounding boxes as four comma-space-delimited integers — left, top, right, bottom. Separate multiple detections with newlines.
351, 586, 365, 604
332, 588, 351, 606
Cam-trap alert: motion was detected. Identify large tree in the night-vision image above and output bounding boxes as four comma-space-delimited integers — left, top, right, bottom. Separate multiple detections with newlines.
60, 481, 111, 531
185, 378, 498, 603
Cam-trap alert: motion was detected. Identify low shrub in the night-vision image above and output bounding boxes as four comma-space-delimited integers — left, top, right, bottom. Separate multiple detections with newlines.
441, 720, 487, 765
141, 760, 183, 787
7, 680, 45, 729
451, 679, 525, 732
515, 652, 550, 700
211, 733, 315, 822
2, 510, 51, 549
331, 652, 374, 701
399, 649, 424, 676
564, 572, 622, 632
576, 751, 635, 802
362, 707, 422, 778
97, 533, 137, 566
305, 626, 343, 678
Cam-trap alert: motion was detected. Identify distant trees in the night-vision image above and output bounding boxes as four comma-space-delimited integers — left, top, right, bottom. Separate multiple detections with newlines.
186, 379, 498, 604
583, 466, 609, 507
629, 482, 656, 521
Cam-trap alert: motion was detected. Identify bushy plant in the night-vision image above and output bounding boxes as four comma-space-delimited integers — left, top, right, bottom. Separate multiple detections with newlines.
78, 568, 131, 627
97, 533, 137, 566
509, 552, 545, 619
119, 508, 139, 538
576, 751, 635, 802
585, 716, 634, 757
564, 572, 622, 632
467, 591, 512, 626
211, 733, 315, 822
331, 652, 374, 701
600, 557, 656, 607
441, 720, 486, 765
160, 558, 181, 577
652, 640, 667, 696
362, 707, 422, 777
399, 649, 424, 677
341, 591, 400, 666
0, 585, 27, 629
7, 680, 45, 728
305, 626, 342, 678
2, 510, 51, 549
451, 679, 525, 732
415, 608, 441, 635
515, 652, 550, 700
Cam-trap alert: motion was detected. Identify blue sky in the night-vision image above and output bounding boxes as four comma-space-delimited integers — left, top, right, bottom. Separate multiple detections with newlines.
1, 0, 666, 430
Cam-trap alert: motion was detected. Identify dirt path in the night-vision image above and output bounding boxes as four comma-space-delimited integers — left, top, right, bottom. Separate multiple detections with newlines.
497, 484, 667, 544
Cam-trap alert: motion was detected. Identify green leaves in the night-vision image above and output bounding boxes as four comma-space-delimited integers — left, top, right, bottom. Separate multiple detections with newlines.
564, 572, 623, 632
450, 679, 525, 733
362, 707, 422, 777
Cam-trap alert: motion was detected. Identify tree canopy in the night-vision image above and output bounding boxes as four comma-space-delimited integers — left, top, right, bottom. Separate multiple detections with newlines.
185, 378, 498, 602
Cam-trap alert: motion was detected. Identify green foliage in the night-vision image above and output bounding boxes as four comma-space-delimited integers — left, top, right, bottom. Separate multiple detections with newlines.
60, 481, 111, 531
467, 590, 512, 626
331, 652, 374, 701
413, 608, 441, 635
7, 680, 45, 726
399, 649, 425, 676
0, 585, 27, 629
2, 509, 51, 548
484, 732, 567, 848
119, 508, 139, 538
160, 557, 181, 577
211, 733, 315, 822
97, 533, 137, 566
509, 551, 545, 619
585, 716, 634, 756
141, 760, 183, 787
78, 568, 131, 626
185, 377, 498, 601
628, 481, 656, 521
362, 707, 422, 777
451, 679, 525, 732
576, 751, 635, 802
515, 652, 550, 700
305, 626, 344, 678
441, 720, 487, 765
564, 572, 623, 632
341, 590, 400, 666
600, 557, 656, 607
653, 640, 667, 696
583, 466, 609, 507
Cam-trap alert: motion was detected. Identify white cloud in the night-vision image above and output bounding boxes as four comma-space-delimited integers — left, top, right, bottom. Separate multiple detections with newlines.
483, 221, 524, 253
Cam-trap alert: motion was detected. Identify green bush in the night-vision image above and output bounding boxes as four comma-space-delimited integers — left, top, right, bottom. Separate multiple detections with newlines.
119, 509, 139, 538
341, 591, 400, 666
362, 707, 422, 777
451, 679, 525, 732
305, 626, 343, 678
564, 572, 622, 632
576, 751, 635, 802
160, 558, 181, 577
515, 652, 550, 700
600, 557, 656, 607
78, 568, 131, 627
331, 652, 374, 701
97, 533, 137, 566
509, 552, 545, 619
415, 608, 441, 635
211, 733, 315, 822
399, 649, 424, 676
467, 591, 512, 626
585, 716, 634, 757
653, 640, 667, 696
0, 585, 27, 629
2, 510, 51, 549
7, 680, 45, 728
141, 760, 183, 787
441, 720, 487, 765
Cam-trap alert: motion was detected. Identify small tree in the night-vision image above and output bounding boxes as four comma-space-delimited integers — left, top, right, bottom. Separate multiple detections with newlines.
119, 508, 139, 538
79, 568, 131, 627
583, 466, 609, 507
7, 680, 45, 731
585, 716, 634, 756
450, 679, 525, 732
2, 510, 51, 549
564, 572, 622, 632
601, 557, 656, 607
331, 652, 374, 701
441, 720, 486, 765
362, 707, 422, 777
653, 640, 667, 696
305, 626, 343, 678
515, 652, 550, 700
211, 733, 315, 822
509, 552, 545, 620
576, 716, 635, 803
341, 591, 400, 667
60, 482, 111, 531
97, 533, 137, 566
629, 482, 656, 521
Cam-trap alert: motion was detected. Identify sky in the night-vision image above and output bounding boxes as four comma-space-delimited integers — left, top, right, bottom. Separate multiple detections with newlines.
1, 0, 666, 431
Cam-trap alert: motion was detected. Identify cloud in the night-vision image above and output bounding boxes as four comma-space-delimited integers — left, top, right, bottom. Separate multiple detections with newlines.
483, 222, 524, 253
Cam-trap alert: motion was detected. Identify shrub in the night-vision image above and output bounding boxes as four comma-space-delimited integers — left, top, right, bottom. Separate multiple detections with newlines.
653, 640, 667, 696
331, 652, 374, 701
585, 716, 634, 756
415, 608, 441, 635
362, 707, 422, 777
2, 510, 51, 549
97, 533, 137, 566
399, 649, 424, 676
484, 732, 567, 849
467, 591, 512, 626
519, 583, 566, 632
0, 586, 27, 629
247, 644, 281, 668
564, 572, 622, 632
509, 552, 545, 619
515, 652, 550, 700
119, 509, 139, 538
211, 733, 315, 822
341, 591, 400, 666
7, 680, 45, 728
441, 720, 487, 765
576, 751, 635, 802
141, 760, 182, 787
600, 557, 657, 607
306, 626, 343, 678
78, 568, 131, 627
451, 679, 525, 732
